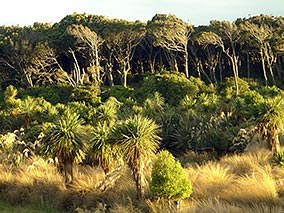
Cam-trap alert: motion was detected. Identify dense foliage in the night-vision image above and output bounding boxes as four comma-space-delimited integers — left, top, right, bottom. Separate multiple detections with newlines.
150, 150, 192, 201
0, 14, 283, 89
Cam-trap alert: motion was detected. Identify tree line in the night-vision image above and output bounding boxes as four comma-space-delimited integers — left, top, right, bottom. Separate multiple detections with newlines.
0, 13, 283, 90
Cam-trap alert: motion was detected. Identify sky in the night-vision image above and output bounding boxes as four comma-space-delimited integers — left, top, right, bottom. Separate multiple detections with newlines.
0, 0, 283, 26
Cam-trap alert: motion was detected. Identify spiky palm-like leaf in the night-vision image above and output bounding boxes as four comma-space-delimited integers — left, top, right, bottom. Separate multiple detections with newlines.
4, 85, 18, 103
257, 96, 284, 152
44, 110, 87, 162
96, 97, 121, 126
258, 97, 284, 131
112, 114, 160, 200
41, 109, 87, 184
114, 115, 160, 166
19, 96, 37, 129
90, 121, 121, 174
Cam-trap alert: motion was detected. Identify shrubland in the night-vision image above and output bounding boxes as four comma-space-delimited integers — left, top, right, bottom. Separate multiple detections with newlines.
1, 71, 284, 212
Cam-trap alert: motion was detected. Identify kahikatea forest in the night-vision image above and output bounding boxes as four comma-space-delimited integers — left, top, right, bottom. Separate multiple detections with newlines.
1, 13, 284, 212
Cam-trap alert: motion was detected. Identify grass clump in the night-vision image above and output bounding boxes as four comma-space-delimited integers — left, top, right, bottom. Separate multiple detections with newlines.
189, 162, 236, 199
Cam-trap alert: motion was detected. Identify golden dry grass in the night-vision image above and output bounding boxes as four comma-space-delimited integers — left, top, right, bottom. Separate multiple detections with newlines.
224, 167, 279, 204
192, 198, 284, 213
219, 148, 272, 176
188, 162, 236, 199
0, 147, 284, 212
183, 148, 283, 210
71, 165, 105, 192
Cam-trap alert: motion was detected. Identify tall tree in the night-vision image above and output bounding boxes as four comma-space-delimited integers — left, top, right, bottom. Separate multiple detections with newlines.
0, 24, 58, 87
197, 21, 240, 95
147, 14, 193, 77
65, 24, 104, 85
195, 32, 221, 83
240, 21, 275, 85
102, 20, 145, 87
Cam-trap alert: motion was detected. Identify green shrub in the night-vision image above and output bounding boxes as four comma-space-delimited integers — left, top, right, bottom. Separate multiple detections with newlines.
254, 85, 283, 98
142, 92, 165, 122
220, 77, 250, 100
234, 90, 264, 119
20, 85, 72, 104
71, 85, 100, 106
150, 150, 192, 201
4, 85, 20, 107
140, 72, 209, 106
101, 85, 135, 103
180, 92, 220, 116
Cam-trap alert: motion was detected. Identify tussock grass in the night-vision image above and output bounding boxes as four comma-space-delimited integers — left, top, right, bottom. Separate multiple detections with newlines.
110, 199, 143, 213
0, 202, 59, 213
193, 198, 284, 213
0, 165, 14, 182
188, 148, 284, 207
72, 165, 105, 192
102, 168, 137, 205
224, 167, 278, 204
220, 148, 272, 176
0, 157, 138, 212
272, 166, 284, 197
188, 162, 236, 199
0, 156, 65, 208
18, 157, 64, 187
1, 147, 284, 212
194, 198, 245, 213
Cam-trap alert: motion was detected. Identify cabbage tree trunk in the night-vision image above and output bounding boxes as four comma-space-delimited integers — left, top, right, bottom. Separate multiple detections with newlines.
62, 159, 74, 185
268, 129, 280, 153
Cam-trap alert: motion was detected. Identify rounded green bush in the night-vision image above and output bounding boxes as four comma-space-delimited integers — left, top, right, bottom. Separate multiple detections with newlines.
150, 150, 192, 201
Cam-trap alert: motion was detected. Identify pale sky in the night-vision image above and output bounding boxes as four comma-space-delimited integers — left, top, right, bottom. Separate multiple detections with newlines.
1, 0, 283, 26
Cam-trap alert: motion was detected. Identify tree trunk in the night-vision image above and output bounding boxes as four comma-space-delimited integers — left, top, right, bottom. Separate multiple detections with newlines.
174, 58, 178, 71
224, 40, 239, 96
260, 48, 268, 86
233, 55, 239, 96
212, 67, 217, 84
95, 46, 100, 84
184, 48, 189, 78
198, 60, 212, 84
247, 53, 250, 80
106, 64, 114, 87
134, 161, 145, 201
264, 43, 276, 85
269, 129, 280, 153
22, 67, 33, 87
63, 160, 73, 185
121, 70, 127, 88
108, 72, 114, 87
268, 65, 276, 85
228, 55, 239, 96
218, 58, 223, 82
275, 57, 282, 79
149, 60, 155, 73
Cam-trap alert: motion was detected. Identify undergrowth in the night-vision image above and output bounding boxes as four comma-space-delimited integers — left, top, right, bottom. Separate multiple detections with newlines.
0, 146, 284, 212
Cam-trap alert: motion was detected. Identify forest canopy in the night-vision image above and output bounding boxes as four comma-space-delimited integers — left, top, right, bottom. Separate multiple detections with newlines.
0, 13, 283, 89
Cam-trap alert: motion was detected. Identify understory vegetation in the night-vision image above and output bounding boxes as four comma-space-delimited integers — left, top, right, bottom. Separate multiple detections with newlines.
1, 72, 284, 212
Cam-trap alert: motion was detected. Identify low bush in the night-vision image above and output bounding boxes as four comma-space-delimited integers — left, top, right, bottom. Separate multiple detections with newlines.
150, 150, 192, 202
